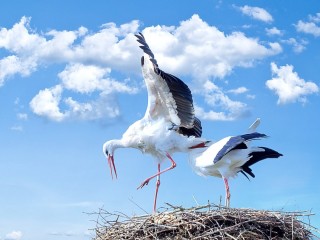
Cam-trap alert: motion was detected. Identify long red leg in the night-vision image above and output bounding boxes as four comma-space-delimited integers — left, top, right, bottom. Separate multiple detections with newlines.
223, 177, 231, 207
153, 164, 161, 213
137, 153, 176, 189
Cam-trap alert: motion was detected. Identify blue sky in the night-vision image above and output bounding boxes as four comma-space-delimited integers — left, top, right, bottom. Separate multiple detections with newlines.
1, 0, 320, 239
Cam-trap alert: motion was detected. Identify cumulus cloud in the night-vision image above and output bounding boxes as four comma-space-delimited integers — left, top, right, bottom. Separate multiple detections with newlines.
30, 85, 122, 121
194, 81, 249, 121
309, 13, 320, 23
266, 62, 319, 104
143, 14, 281, 79
295, 13, 320, 37
29, 85, 66, 121
1, 15, 282, 121
238, 5, 273, 23
295, 21, 320, 37
59, 63, 137, 94
5, 231, 22, 240
281, 38, 308, 53
265, 27, 283, 36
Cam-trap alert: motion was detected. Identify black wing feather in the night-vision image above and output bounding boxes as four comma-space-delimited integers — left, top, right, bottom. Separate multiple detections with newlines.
179, 117, 202, 137
214, 132, 267, 163
241, 147, 283, 178
135, 32, 195, 129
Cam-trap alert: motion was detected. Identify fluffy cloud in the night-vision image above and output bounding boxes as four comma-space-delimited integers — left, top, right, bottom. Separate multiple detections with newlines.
309, 13, 320, 23
281, 38, 308, 53
143, 14, 281, 79
266, 62, 319, 104
1, 15, 282, 121
295, 21, 320, 37
238, 5, 273, 23
29, 85, 123, 121
295, 13, 320, 37
5, 231, 22, 240
265, 27, 283, 36
29, 85, 66, 121
194, 81, 249, 121
59, 64, 111, 93
59, 63, 137, 94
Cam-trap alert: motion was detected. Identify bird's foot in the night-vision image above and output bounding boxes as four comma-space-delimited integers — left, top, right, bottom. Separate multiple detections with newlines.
137, 179, 150, 190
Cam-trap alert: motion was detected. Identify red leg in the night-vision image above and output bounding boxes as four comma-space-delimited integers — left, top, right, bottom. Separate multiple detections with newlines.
137, 153, 176, 189
153, 164, 161, 213
223, 177, 230, 207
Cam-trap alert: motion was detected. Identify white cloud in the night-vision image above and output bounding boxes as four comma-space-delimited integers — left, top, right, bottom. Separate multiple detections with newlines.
10, 125, 23, 131
29, 85, 66, 121
282, 38, 308, 53
246, 94, 256, 100
29, 63, 136, 121
29, 85, 122, 121
194, 81, 249, 121
1, 15, 283, 121
238, 5, 273, 23
59, 63, 137, 94
0, 55, 36, 86
17, 113, 28, 120
227, 86, 249, 94
295, 13, 320, 37
59, 64, 111, 93
64, 95, 120, 120
295, 20, 320, 37
266, 62, 319, 104
5, 231, 22, 240
143, 14, 281, 80
309, 13, 320, 23
265, 27, 283, 36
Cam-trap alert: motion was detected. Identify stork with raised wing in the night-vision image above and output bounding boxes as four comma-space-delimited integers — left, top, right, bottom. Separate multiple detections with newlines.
188, 118, 282, 207
103, 33, 208, 212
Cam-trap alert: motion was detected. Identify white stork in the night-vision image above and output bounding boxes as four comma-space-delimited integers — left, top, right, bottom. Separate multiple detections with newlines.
103, 33, 208, 212
188, 118, 282, 207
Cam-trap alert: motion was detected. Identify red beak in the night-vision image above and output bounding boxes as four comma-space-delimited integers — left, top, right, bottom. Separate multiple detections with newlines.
107, 154, 118, 179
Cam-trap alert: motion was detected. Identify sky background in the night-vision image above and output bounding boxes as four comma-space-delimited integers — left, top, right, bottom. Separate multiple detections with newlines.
1, 0, 320, 239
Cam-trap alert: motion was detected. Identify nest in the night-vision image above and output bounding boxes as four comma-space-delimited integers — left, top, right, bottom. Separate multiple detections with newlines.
92, 204, 318, 240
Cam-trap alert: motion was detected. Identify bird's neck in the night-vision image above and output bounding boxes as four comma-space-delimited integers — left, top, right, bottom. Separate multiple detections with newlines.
111, 139, 130, 150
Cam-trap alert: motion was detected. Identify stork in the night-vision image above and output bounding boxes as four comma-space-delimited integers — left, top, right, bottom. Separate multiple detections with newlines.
188, 118, 282, 207
103, 33, 208, 212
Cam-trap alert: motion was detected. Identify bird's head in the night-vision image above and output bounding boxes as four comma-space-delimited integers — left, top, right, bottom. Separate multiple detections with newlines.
103, 140, 118, 179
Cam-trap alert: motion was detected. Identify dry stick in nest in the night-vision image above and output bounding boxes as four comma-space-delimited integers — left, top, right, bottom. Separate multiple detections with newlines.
91, 203, 319, 240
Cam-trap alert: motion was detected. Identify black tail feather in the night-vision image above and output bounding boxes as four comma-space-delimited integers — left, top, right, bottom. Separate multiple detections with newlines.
241, 147, 283, 179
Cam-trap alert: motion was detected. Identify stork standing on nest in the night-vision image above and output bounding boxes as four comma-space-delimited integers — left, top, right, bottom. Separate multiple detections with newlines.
103, 33, 208, 212
188, 118, 282, 207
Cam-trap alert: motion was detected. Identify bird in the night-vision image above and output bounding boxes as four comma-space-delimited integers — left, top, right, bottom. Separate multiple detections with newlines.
103, 32, 209, 212
188, 118, 282, 207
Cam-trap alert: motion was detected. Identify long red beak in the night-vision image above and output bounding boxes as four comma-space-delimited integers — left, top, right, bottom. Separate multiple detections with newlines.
107, 154, 117, 179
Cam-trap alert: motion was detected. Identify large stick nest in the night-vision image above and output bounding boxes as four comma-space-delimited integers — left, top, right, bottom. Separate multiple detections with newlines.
93, 204, 318, 240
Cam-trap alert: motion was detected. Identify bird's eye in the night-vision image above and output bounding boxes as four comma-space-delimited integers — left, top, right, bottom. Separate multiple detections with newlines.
141, 56, 144, 66
105, 150, 109, 156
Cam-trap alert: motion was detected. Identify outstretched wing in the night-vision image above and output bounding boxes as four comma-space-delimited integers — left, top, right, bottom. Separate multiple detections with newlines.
214, 132, 267, 163
135, 32, 201, 136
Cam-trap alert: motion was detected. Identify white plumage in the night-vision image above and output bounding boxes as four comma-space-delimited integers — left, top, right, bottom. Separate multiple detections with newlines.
188, 118, 282, 207
103, 33, 208, 212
